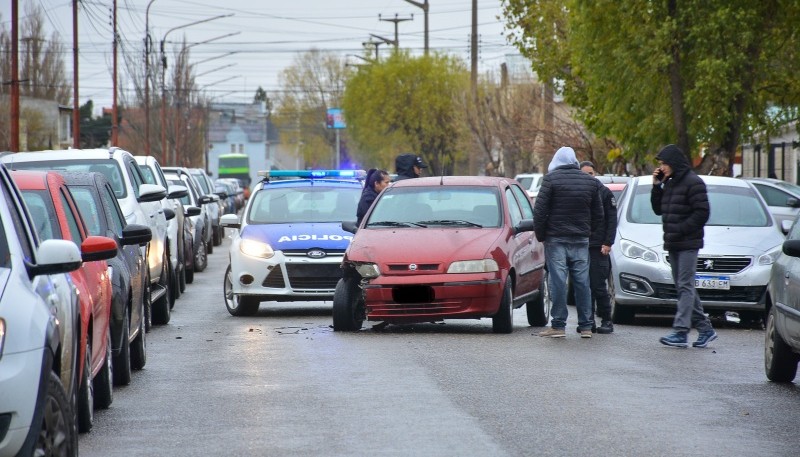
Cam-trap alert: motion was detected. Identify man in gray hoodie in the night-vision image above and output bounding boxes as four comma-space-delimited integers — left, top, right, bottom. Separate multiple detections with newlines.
533, 146, 603, 338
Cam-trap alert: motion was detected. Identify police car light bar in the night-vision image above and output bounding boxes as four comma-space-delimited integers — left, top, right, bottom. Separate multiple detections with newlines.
257, 170, 366, 179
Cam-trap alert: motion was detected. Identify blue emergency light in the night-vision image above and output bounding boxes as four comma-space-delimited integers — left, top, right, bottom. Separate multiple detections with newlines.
257, 169, 366, 179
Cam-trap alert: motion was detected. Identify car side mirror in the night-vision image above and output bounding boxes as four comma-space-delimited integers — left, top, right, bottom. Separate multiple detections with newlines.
27, 239, 82, 278
184, 206, 202, 217
787, 197, 800, 208
215, 191, 228, 199
167, 185, 188, 200
220, 214, 240, 229
138, 183, 167, 203
341, 221, 358, 234
198, 195, 213, 205
514, 219, 534, 235
81, 235, 118, 262
783, 239, 800, 257
163, 208, 175, 221
121, 224, 152, 246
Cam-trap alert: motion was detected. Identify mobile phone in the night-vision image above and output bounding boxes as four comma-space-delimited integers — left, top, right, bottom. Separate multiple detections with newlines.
656, 169, 665, 181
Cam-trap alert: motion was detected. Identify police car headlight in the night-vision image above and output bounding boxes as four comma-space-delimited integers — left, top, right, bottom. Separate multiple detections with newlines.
447, 259, 499, 273
240, 239, 274, 259
355, 263, 380, 279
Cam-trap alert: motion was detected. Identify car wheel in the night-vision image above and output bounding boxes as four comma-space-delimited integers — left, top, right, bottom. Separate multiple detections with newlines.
179, 260, 187, 293
206, 230, 213, 254
332, 277, 364, 331
170, 260, 179, 308
33, 371, 77, 457
223, 265, 260, 316
77, 340, 93, 433
93, 330, 113, 409
144, 268, 152, 333
612, 304, 635, 325
130, 294, 147, 371
113, 310, 132, 385
152, 252, 172, 325
195, 237, 208, 272
526, 272, 550, 326
492, 279, 514, 334
765, 306, 800, 382
186, 264, 195, 284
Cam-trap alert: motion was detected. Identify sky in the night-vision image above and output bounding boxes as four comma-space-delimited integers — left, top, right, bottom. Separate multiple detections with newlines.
1, 0, 522, 113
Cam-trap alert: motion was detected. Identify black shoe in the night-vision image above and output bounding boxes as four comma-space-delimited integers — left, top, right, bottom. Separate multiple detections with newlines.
597, 320, 614, 334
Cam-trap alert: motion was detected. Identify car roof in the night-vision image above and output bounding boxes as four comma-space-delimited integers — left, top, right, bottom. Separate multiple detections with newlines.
631, 174, 753, 188
389, 176, 512, 188
604, 182, 627, 191
2, 148, 133, 163
10, 169, 51, 190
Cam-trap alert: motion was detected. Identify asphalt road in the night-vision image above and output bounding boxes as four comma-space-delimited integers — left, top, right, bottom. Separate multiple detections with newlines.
79, 234, 800, 457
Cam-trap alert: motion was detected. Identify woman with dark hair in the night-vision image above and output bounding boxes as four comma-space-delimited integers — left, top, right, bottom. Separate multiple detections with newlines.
356, 168, 391, 225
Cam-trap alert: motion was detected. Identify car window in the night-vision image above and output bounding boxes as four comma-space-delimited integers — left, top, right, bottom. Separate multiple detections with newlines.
70, 186, 104, 236
167, 178, 192, 206
505, 188, 523, 227
629, 182, 770, 227
367, 186, 501, 227
126, 160, 145, 199
60, 188, 84, 242
787, 216, 800, 240
752, 183, 795, 207
248, 186, 361, 224
20, 190, 57, 241
139, 165, 157, 185
0, 212, 10, 268
1, 175, 35, 259
102, 183, 126, 236
10, 159, 128, 198
192, 172, 211, 194
510, 184, 533, 219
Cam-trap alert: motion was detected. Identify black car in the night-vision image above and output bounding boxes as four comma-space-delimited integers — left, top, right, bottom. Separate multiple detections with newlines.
765, 212, 800, 382
164, 171, 207, 279
61, 171, 152, 386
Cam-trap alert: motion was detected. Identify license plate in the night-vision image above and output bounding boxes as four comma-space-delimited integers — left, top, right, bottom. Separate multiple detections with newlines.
695, 275, 730, 290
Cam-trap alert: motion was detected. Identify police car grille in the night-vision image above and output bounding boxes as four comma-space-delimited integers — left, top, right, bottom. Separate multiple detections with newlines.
263, 266, 285, 288
666, 255, 752, 273
285, 264, 343, 289
283, 249, 346, 257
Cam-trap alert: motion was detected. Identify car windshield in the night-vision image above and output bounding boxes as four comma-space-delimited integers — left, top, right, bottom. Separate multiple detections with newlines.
20, 190, 58, 241
12, 159, 127, 198
366, 186, 501, 228
628, 182, 771, 227
247, 186, 360, 224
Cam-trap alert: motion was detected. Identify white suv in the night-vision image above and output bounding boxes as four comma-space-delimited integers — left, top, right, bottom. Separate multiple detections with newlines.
0, 162, 82, 456
2, 148, 173, 326
514, 172, 545, 199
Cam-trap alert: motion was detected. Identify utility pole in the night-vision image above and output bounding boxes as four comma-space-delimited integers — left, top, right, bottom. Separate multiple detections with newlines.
144, 0, 157, 155
361, 38, 383, 61
111, 0, 118, 145
378, 13, 413, 50
72, 0, 79, 148
10, 0, 19, 152
369, 34, 396, 52
471, 0, 477, 92
403, 0, 429, 55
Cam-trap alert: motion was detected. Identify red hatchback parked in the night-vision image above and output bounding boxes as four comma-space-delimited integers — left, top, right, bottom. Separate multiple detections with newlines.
12, 170, 118, 433
334, 176, 547, 333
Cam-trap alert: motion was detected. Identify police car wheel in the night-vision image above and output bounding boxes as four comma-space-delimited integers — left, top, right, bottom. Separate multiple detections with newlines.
332, 278, 364, 332
224, 265, 260, 316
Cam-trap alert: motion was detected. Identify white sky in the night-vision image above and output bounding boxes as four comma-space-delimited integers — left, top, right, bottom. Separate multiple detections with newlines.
1, 0, 519, 113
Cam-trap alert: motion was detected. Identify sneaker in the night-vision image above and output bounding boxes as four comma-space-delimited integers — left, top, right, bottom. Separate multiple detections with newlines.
659, 331, 688, 348
597, 321, 614, 334
576, 324, 597, 334
580, 330, 592, 338
538, 327, 566, 338
692, 329, 718, 348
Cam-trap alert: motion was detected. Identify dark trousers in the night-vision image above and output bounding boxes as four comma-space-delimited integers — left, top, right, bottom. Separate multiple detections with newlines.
589, 246, 612, 322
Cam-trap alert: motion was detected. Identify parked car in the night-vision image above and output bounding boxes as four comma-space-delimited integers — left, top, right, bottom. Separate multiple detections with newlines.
743, 177, 800, 231
215, 181, 236, 215
218, 177, 245, 211
136, 155, 190, 302
610, 175, 784, 327
514, 172, 544, 199
188, 168, 223, 246
60, 171, 151, 388
164, 167, 214, 256
333, 175, 547, 333
220, 170, 364, 316
13, 170, 119, 433
164, 169, 208, 279
3, 148, 173, 327
764, 212, 800, 382
0, 162, 82, 456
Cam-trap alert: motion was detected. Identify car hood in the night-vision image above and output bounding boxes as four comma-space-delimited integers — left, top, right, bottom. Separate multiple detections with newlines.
618, 223, 784, 253
240, 222, 354, 251
347, 228, 501, 264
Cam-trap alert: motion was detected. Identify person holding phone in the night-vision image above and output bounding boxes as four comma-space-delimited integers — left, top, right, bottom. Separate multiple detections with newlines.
651, 144, 717, 348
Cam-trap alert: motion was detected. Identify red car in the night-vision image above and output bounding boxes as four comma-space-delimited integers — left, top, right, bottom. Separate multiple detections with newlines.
334, 176, 547, 333
13, 170, 118, 433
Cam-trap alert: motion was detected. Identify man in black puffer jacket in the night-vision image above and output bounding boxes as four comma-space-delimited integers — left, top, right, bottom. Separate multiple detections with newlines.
533, 146, 603, 338
651, 144, 717, 349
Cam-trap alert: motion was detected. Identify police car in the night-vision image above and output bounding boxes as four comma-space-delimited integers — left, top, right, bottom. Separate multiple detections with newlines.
220, 170, 365, 316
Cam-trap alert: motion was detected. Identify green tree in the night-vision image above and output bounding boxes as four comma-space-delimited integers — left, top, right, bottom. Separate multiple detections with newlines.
503, 0, 800, 174
78, 100, 111, 148
342, 51, 470, 174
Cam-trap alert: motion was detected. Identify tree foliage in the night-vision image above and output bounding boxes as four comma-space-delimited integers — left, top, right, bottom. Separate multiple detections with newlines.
502, 0, 800, 174
342, 51, 470, 174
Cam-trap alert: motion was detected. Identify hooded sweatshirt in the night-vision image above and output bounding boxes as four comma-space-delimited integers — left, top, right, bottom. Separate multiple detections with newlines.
548, 146, 578, 172
650, 144, 710, 251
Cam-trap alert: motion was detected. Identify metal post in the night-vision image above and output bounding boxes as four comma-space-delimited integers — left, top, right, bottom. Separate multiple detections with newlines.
335, 129, 340, 169
404, 0, 429, 55
111, 0, 118, 146
72, 0, 79, 148
10, 0, 19, 152
144, 0, 156, 155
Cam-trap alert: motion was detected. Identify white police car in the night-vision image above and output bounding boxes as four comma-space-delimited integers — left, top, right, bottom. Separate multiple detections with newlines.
220, 170, 364, 316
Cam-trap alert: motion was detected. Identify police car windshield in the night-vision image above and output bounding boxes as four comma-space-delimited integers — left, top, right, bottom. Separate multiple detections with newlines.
247, 186, 360, 224
366, 186, 502, 228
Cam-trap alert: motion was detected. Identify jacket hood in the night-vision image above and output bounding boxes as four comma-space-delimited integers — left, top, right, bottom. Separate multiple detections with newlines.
656, 144, 691, 176
548, 147, 579, 172
395, 153, 421, 178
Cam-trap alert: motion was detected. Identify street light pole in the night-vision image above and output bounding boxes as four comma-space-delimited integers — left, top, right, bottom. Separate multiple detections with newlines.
403, 0, 429, 55
144, 0, 156, 155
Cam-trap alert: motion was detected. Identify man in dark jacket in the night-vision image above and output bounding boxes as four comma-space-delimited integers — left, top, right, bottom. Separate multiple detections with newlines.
534, 147, 603, 338
395, 153, 427, 180
580, 161, 618, 334
651, 144, 716, 348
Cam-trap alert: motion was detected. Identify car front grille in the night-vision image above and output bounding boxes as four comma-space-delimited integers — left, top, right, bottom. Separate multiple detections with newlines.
666, 255, 752, 274
285, 263, 342, 289
653, 284, 766, 302
263, 265, 285, 288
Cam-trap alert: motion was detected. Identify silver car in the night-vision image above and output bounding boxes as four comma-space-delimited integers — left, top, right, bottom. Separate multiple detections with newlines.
611, 175, 784, 326
743, 177, 800, 231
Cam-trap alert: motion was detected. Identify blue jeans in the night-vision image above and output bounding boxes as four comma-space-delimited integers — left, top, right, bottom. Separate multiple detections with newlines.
668, 249, 713, 333
545, 239, 593, 330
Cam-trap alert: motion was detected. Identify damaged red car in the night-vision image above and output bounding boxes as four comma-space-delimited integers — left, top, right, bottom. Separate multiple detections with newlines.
334, 176, 547, 333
